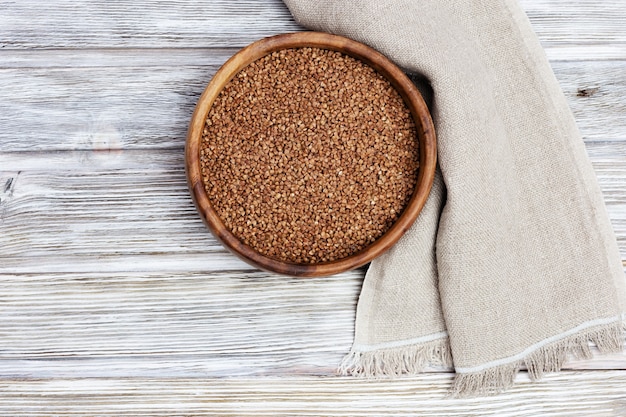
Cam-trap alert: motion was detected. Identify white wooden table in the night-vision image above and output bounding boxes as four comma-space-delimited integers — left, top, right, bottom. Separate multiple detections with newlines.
1, 1, 625, 415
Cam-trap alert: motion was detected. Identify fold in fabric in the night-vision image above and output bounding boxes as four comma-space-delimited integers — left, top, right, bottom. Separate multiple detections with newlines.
282, 0, 626, 396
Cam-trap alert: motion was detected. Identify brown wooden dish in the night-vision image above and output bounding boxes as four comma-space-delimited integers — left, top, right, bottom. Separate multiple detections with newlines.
186, 32, 436, 277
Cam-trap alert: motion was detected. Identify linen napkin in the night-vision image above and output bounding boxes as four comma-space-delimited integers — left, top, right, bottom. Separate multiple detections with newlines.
282, 0, 626, 395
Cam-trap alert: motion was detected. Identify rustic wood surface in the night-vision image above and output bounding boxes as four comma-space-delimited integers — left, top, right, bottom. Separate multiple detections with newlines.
1, 0, 625, 415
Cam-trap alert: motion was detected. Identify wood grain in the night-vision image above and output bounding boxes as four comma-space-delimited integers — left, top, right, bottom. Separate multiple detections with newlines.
0, 269, 622, 380
0, 0, 302, 49
0, 270, 359, 374
1, 0, 626, 414
1, 373, 626, 416
518, 0, 626, 47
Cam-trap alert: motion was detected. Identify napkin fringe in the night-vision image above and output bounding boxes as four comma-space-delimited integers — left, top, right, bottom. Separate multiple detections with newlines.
339, 337, 452, 376
451, 320, 625, 397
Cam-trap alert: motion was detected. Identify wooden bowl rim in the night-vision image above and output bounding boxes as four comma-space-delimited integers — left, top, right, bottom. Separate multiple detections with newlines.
185, 32, 437, 277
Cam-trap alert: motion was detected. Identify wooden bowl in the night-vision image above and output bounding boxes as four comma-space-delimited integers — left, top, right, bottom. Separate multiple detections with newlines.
186, 32, 436, 277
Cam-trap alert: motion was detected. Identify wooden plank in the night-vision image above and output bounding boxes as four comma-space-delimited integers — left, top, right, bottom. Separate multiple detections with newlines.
1, 373, 626, 416
0, 270, 360, 375
554, 60, 626, 142
0, 254, 250, 274
546, 45, 626, 62
0, 268, 622, 380
519, 0, 626, 47
0, 56, 624, 152
0, 50, 232, 152
1, 0, 624, 51
0, 48, 235, 69
0, 0, 302, 49
2, 142, 626, 265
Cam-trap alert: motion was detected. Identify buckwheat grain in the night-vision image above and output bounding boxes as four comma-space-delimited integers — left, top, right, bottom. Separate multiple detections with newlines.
201, 47, 419, 264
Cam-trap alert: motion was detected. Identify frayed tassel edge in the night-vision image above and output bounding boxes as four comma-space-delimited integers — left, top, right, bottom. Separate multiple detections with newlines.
338, 337, 453, 377
451, 320, 625, 397
337, 321, 624, 397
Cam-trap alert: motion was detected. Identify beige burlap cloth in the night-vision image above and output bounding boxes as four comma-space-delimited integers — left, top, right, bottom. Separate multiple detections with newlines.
282, 0, 626, 395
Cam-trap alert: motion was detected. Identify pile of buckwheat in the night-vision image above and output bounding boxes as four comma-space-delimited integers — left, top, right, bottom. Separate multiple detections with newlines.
201, 47, 419, 264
